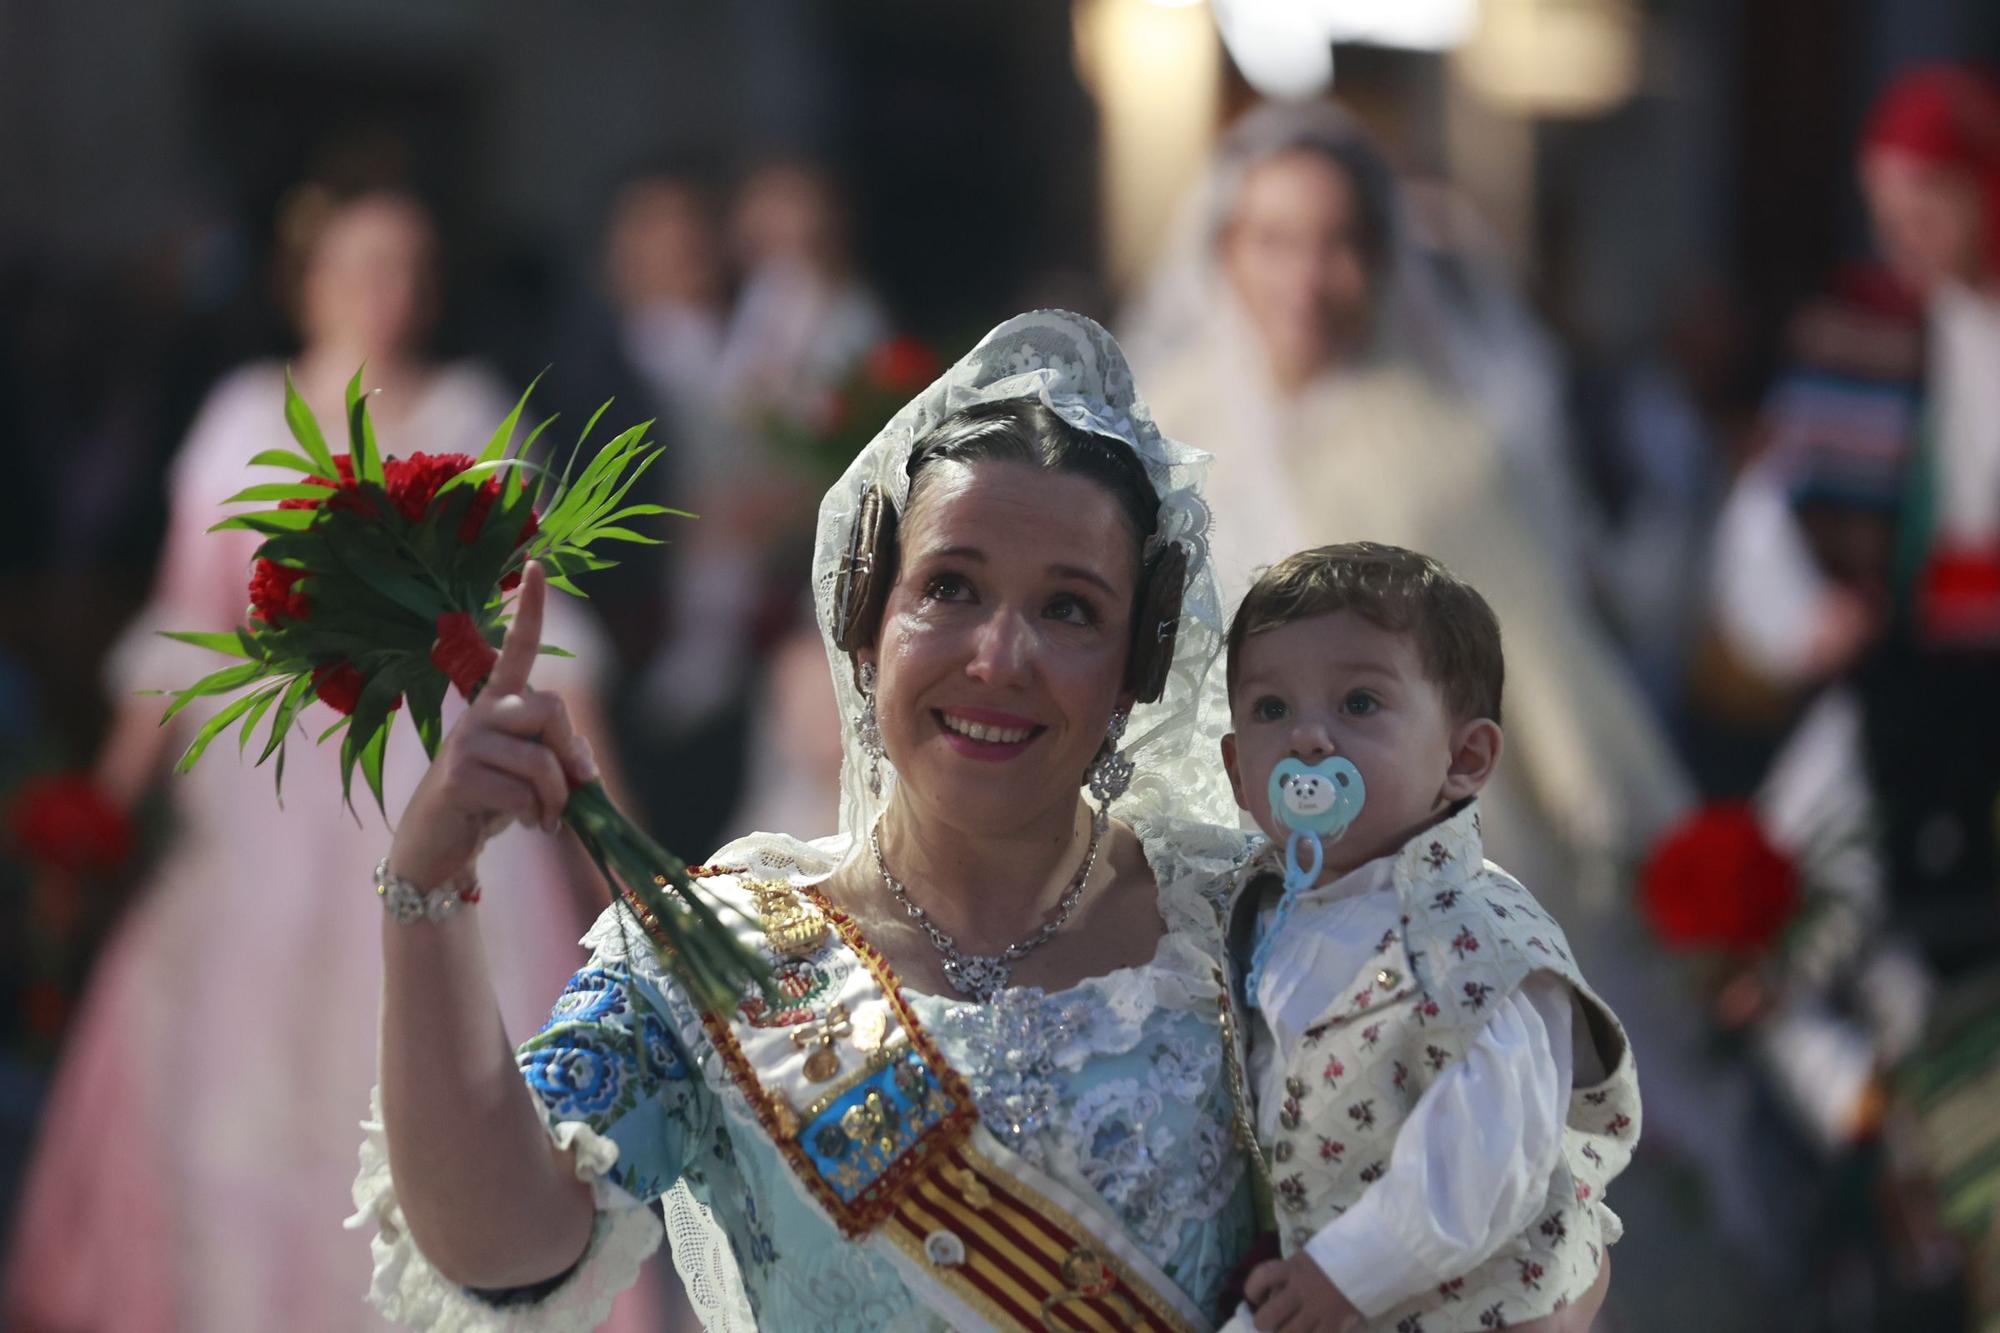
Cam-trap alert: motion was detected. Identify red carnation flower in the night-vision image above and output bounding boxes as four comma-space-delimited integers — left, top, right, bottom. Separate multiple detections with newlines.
1640, 802, 1798, 954
248, 559, 311, 626
1917, 544, 2000, 645
311, 662, 365, 714
431, 612, 499, 699
5, 773, 134, 877
385, 451, 478, 524
311, 662, 402, 716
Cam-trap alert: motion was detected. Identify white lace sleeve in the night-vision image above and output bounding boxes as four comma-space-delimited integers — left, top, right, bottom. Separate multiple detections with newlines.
346, 1088, 663, 1332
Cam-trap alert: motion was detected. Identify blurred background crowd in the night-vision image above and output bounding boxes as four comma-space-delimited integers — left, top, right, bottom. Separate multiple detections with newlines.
3, 0, 1999, 1330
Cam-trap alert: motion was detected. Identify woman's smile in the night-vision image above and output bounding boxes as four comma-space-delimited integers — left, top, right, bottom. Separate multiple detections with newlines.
934, 706, 1046, 759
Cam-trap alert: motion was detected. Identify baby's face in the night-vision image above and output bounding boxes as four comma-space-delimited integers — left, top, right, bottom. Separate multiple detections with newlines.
1223, 610, 1472, 879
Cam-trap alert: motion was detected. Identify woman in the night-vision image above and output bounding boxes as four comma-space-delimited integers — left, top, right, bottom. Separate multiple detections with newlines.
353, 311, 1259, 1330
1124, 101, 1690, 893
3, 184, 655, 1333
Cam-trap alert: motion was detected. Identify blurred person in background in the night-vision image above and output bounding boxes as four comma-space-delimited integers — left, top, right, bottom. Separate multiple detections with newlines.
707, 160, 891, 847
2, 178, 663, 1333
545, 161, 754, 868
635, 158, 891, 853
1704, 270, 1923, 716
1124, 100, 1690, 888
1697, 62, 2000, 1329
716, 157, 890, 427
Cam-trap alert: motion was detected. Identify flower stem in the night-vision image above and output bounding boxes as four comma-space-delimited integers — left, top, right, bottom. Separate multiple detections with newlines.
560, 780, 773, 1011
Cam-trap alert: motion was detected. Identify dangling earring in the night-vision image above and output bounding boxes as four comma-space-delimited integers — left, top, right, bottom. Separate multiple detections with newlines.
1086, 707, 1134, 806
856, 662, 887, 798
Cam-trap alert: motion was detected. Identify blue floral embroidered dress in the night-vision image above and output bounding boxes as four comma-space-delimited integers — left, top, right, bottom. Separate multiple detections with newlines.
350, 824, 1259, 1332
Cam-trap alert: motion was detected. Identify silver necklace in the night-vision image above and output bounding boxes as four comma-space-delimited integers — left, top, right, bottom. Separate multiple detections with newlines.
870, 805, 1110, 1002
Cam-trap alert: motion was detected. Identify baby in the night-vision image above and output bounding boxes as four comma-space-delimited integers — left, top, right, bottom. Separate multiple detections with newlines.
1219, 543, 1636, 1333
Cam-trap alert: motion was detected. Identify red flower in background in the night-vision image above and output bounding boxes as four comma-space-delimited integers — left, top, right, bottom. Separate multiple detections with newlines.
248, 560, 310, 626
865, 337, 941, 394
5, 774, 133, 877
1640, 802, 1799, 954
1917, 545, 2000, 645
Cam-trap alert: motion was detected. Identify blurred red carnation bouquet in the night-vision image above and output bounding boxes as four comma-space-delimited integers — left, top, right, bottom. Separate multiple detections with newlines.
1639, 801, 1800, 956
771, 335, 942, 485
161, 369, 767, 1008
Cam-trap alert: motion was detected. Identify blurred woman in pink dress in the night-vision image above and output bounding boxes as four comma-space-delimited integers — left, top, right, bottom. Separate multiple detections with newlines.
3, 182, 662, 1333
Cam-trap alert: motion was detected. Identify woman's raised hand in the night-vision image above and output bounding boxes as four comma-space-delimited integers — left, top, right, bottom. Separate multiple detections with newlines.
386, 562, 599, 890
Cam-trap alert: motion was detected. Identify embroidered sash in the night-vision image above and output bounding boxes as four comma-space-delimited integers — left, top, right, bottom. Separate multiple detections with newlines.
619, 874, 1209, 1332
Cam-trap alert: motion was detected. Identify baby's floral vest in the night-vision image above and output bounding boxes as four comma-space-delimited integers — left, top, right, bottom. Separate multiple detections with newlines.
1238, 802, 1640, 1332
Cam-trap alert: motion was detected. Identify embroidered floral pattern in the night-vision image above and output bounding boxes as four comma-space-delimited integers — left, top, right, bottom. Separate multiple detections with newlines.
539, 966, 631, 1031
519, 1036, 630, 1124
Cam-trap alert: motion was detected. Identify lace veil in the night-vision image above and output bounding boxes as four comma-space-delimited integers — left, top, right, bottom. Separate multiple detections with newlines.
810, 309, 1237, 841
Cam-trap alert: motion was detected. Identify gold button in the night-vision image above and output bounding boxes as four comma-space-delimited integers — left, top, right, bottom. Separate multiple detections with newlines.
1285, 1076, 1306, 1098
1274, 1141, 1294, 1162
1377, 968, 1401, 989
1279, 1110, 1300, 1131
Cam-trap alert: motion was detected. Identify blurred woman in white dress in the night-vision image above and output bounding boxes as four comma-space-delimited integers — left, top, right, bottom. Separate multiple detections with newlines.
3, 182, 661, 1333
1124, 101, 1691, 889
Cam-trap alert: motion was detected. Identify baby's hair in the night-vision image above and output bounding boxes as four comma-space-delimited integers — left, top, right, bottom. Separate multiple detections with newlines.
1227, 541, 1504, 725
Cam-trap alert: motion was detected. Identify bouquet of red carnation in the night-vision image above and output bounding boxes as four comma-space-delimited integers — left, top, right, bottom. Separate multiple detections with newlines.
768, 335, 942, 485
162, 369, 769, 1009
1639, 801, 1800, 955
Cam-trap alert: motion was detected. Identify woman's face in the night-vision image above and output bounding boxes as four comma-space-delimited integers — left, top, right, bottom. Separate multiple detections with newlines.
1862, 148, 1988, 293
605, 178, 723, 310
1220, 149, 1374, 385
299, 194, 438, 362
865, 458, 1139, 836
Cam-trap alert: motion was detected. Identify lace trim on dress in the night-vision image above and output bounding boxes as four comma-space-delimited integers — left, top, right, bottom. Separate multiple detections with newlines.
663, 1179, 758, 1333
347, 1087, 661, 1332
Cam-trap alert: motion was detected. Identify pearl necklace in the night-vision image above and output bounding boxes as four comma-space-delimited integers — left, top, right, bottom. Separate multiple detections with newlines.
869, 805, 1110, 1002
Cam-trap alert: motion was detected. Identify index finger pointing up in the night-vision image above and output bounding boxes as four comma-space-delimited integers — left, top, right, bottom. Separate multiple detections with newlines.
489, 560, 546, 696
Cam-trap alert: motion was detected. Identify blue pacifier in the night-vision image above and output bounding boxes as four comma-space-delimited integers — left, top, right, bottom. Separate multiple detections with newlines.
1246, 756, 1366, 1003
1267, 755, 1366, 891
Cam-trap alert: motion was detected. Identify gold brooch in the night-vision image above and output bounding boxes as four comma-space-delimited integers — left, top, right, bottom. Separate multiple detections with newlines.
791, 1003, 852, 1082
752, 881, 828, 958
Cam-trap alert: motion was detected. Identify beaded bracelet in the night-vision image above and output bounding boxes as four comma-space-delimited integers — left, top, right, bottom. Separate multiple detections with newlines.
374, 857, 481, 925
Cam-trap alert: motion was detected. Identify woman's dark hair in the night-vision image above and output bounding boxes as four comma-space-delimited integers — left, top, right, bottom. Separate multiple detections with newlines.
906, 399, 1160, 550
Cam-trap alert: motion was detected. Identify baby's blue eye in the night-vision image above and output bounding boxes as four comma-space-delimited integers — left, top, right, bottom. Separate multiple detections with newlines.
1344, 691, 1378, 717
1251, 695, 1287, 722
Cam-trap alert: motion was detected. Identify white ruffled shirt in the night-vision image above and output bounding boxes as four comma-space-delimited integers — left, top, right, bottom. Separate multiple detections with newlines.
1247, 850, 1597, 1317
